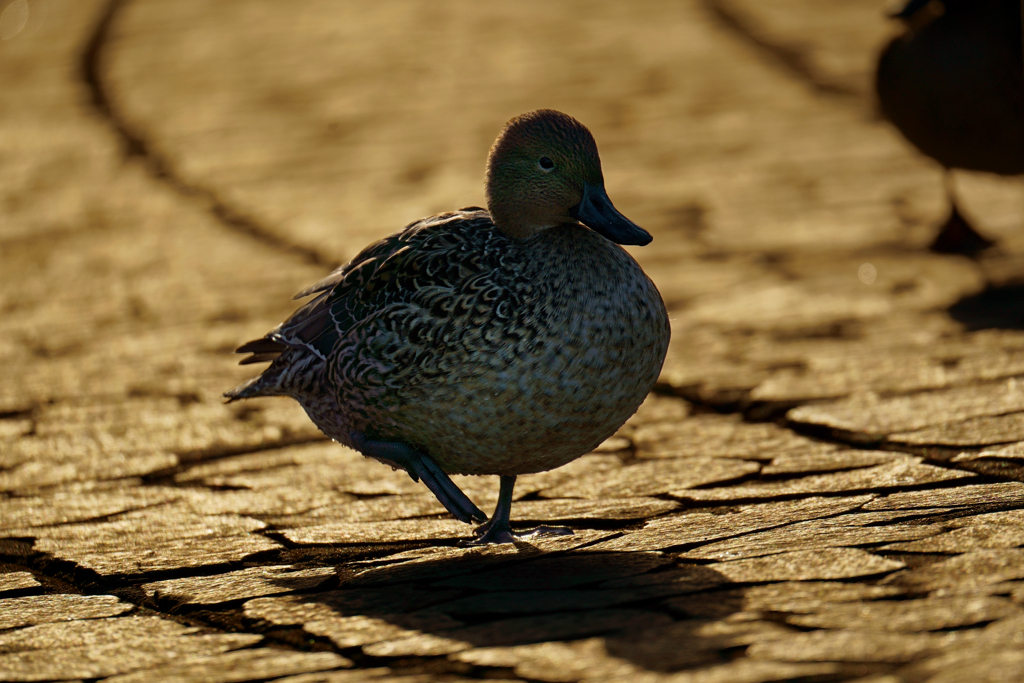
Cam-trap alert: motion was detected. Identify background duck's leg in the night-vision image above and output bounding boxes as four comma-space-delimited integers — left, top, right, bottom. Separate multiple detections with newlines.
929, 170, 995, 257
349, 432, 486, 523
468, 475, 574, 545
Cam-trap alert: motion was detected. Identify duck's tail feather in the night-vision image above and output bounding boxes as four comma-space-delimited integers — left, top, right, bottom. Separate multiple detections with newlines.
224, 376, 267, 402
224, 337, 291, 402
236, 337, 288, 359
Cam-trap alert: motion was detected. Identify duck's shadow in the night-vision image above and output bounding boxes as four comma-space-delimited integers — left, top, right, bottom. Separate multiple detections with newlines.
948, 283, 1024, 331
264, 545, 741, 674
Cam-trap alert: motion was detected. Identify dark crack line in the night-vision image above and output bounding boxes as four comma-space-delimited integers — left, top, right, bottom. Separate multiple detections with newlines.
0, 408, 34, 421
785, 409, 1024, 483
659, 372, 1024, 485
0, 435, 331, 497
139, 434, 331, 488
658, 496, 881, 556
671, 475, 1024, 513
700, 0, 863, 100
0, 542, 641, 680
80, 0, 337, 270
0, 547, 350, 663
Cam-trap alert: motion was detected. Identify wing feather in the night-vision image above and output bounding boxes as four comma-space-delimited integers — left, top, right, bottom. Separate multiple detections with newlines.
235, 209, 493, 366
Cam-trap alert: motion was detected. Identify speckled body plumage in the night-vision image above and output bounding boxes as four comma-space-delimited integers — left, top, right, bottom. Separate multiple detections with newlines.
228, 109, 669, 542
232, 208, 669, 476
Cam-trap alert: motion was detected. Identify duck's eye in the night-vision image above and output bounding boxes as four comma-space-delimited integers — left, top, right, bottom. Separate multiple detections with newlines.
538, 157, 555, 171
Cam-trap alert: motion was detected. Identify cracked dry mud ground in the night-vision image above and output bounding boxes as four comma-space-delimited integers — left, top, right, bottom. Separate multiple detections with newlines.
2, 0, 1024, 681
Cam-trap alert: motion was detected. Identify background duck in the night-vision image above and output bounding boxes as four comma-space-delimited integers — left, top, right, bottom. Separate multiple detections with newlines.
225, 110, 671, 544
875, 0, 1024, 256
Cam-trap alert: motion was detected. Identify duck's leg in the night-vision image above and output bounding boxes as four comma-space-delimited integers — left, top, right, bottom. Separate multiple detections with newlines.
466, 475, 574, 545
349, 432, 486, 524
929, 171, 995, 257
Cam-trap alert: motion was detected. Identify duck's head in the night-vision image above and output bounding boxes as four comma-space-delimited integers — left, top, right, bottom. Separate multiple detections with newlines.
485, 109, 652, 246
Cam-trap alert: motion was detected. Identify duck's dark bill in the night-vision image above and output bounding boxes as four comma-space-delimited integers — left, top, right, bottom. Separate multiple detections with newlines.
570, 182, 653, 246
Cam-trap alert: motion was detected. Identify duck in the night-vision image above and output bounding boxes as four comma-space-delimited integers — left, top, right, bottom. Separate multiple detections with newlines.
875, 0, 1024, 256
225, 110, 671, 544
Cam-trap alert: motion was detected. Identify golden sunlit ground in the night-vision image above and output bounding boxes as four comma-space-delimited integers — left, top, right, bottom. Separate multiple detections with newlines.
2, 1, 1024, 681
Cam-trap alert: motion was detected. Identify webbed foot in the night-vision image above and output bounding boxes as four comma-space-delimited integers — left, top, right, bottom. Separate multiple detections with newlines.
350, 432, 486, 524
459, 475, 574, 546
463, 522, 573, 546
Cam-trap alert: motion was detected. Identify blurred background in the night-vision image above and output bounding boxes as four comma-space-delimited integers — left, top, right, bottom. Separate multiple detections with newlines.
1, 0, 1023, 505
3, 4, 1024, 680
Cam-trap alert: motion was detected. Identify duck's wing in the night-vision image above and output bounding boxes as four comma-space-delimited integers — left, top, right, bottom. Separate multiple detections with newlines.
234, 238, 405, 364
291, 206, 488, 301
291, 235, 397, 301
234, 209, 493, 365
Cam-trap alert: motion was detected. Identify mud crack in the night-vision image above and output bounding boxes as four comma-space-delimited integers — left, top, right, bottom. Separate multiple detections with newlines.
80, 0, 336, 270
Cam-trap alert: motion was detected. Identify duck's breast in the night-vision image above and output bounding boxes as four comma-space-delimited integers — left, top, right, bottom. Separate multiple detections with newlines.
390, 223, 670, 475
